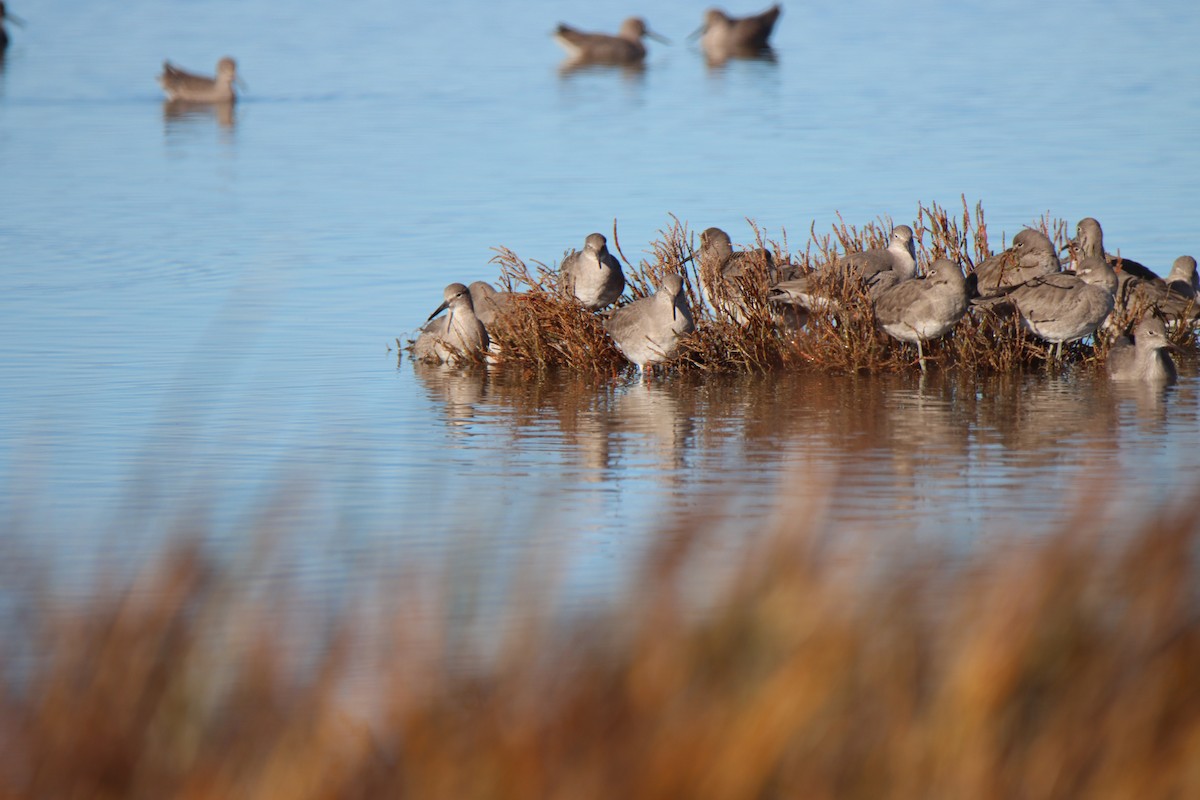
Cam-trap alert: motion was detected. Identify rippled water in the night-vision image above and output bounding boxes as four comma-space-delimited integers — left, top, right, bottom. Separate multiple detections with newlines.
2, 0, 1199, 599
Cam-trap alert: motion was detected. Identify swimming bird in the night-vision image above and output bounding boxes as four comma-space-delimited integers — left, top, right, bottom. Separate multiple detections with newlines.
157, 57, 239, 103
0, 2, 24, 51
690, 5, 782, 64
604, 274, 695, 372
467, 281, 518, 328
554, 18, 668, 66
873, 258, 972, 371
980, 255, 1117, 361
561, 233, 626, 311
697, 226, 778, 323
1107, 315, 1178, 383
972, 229, 1061, 297
413, 283, 489, 364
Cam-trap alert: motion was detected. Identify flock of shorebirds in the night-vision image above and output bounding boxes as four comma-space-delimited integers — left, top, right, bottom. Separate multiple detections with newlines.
0, 3, 784, 103
152, 3, 785, 101
413, 216, 1197, 384
4, 4, 1185, 383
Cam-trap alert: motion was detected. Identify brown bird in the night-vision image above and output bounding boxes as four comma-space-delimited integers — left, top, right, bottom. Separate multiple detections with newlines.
157, 56, 240, 103
690, 5, 782, 64
972, 229, 1061, 297
696, 226, 779, 323
554, 18, 668, 67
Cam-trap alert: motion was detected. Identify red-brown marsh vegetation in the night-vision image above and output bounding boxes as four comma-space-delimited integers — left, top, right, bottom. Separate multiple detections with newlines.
407, 199, 1198, 376
4, 482, 1200, 797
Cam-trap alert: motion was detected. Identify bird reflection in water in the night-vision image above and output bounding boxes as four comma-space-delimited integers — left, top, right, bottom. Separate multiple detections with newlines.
411, 361, 490, 431
163, 99, 236, 129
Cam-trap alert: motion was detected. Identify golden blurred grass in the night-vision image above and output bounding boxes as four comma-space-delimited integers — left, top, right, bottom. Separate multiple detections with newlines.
4, 483, 1200, 798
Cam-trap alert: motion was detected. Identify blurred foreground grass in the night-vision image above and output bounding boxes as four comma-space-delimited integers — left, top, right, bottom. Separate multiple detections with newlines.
3, 488, 1200, 798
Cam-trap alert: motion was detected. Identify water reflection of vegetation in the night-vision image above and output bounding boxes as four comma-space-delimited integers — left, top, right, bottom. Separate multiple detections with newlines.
5, 485, 1200, 797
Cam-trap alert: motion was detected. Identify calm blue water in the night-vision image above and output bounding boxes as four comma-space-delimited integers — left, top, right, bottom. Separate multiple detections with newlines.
2, 0, 1199, 596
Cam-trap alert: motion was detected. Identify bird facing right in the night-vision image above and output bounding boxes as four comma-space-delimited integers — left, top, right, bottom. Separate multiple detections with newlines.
982, 255, 1118, 360
157, 56, 239, 103
838, 225, 918, 283
873, 258, 972, 371
553, 18, 667, 66
1107, 315, 1178, 384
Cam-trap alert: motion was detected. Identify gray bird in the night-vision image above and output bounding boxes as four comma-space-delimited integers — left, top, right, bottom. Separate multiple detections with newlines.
413, 283, 490, 364
467, 281, 518, 328
561, 232, 626, 311
554, 18, 668, 66
1069, 216, 1158, 283
873, 258, 972, 371
768, 224, 916, 315
980, 255, 1118, 361
1165, 255, 1199, 299
697, 226, 778, 323
690, 5, 781, 64
604, 274, 695, 372
1107, 315, 1178, 384
1114, 268, 1200, 330
838, 224, 918, 283
972, 229, 1061, 297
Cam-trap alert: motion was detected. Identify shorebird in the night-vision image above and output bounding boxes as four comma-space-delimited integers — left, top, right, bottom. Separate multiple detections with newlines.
157, 57, 239, 103
604, 274, 695, 372
1113, 267, 1200, 330
979, 255, 1117, 361
561, 232, 626, 311
467, 281, 518, 328
1165, 255, 1198, 299
839, 225, 918, 283
767, 269, 837, 321
690, 5, 781, 64
1, 2, 24, 51
768, 224, 917, 315
873, 258, 972, 371
1069, 216, 1159, 283
972, 229, 1061, 297
413, 283, 489, 364
553, 18, 668, 66
1107, 315, 1178, 383
696, 226, 778, 323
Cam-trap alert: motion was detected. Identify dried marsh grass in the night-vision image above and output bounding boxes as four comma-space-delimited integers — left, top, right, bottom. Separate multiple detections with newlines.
407, 201, 1195, 376
5, 487, 1200, 798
